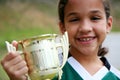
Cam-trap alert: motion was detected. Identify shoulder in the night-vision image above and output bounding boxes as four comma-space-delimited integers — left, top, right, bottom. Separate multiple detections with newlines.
110, 66, 120, 78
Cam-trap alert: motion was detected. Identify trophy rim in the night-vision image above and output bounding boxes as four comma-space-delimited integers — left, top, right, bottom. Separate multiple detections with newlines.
19, 33, 58, 47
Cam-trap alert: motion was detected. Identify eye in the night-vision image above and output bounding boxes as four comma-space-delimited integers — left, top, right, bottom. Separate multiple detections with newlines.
91, 16, 101, 21
69, 18, 80, 22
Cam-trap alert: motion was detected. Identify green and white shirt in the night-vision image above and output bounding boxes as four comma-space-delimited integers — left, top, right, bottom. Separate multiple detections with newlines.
53, 57, 120, 80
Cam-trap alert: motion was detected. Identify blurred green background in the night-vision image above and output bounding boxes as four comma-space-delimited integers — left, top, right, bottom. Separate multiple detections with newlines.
0, 0, 120, 80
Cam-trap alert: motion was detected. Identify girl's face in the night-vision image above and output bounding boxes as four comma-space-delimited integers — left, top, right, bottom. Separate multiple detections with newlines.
59, 0, 112, 56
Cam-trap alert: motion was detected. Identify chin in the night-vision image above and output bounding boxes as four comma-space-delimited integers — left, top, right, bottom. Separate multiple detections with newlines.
79, 47, 97, 55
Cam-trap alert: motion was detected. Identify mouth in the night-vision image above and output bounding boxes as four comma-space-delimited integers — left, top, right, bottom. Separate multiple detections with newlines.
76, 36, 96, 43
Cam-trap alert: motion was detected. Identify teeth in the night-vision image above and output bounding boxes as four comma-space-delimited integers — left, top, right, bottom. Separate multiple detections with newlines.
80, 38, 93, 41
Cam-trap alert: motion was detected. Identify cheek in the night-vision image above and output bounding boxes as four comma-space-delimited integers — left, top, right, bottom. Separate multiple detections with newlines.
67, 28, 74, 40
65, 26, 77, 43
94, 21, 108, 33
66, 26, 78, 40
94, 23, 107, 41
65, 23, 79, 32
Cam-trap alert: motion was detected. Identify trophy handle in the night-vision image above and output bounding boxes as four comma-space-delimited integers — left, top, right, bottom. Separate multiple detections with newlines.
60, 31, 69, 68
57, 32, 69, 80
5, 41, 23, 54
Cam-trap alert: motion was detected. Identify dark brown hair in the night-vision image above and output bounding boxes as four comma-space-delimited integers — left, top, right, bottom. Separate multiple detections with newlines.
58, 0, 111, 56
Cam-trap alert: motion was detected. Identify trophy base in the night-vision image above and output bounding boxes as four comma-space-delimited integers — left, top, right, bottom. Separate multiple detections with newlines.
29, 68, 59, 80
30, 73, 57, 80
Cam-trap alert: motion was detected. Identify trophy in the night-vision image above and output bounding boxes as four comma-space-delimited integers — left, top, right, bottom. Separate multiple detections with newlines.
5, 32, 69, 80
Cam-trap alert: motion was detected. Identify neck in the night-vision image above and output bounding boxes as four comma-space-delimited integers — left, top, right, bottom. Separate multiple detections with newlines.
69, 48, 100, 63
69, 49, 104, 75
71, 53, 101, 65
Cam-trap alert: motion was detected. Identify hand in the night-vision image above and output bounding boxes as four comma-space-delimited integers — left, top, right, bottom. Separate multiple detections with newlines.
1, 41, 28, 80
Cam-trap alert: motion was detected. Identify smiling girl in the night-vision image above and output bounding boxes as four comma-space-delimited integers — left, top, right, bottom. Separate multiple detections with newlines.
53, 0, 120, 80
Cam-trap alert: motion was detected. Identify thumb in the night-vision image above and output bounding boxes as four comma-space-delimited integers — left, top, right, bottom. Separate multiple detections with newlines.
12, 40, 18, 50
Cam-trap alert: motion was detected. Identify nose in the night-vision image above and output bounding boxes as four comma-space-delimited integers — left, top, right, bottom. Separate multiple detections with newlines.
78, 19, 92, 34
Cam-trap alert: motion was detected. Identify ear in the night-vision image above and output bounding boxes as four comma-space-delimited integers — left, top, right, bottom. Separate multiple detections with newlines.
106, 16, 113, 33
59, 22, 66, 34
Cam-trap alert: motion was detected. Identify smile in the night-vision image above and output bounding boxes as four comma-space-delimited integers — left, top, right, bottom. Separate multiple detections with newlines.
77, 37, 95, 42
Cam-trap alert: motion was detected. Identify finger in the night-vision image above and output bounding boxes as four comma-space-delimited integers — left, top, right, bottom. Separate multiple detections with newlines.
9, 69, 28, 80
5, 61, 28, 80
12, 66, 28, 80
12, 40, 18, 50
1, 52, 19, 62
16, 66, 28, 75
6, 54, 23, 67
20, 75, 28, 80
13, 60, 27, 71
1, 53, 22, 72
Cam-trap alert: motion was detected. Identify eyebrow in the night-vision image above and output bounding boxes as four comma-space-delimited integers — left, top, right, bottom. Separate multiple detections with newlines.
66, 12, 78, 18
66, 10, 102, 16
90, 10, 103, 14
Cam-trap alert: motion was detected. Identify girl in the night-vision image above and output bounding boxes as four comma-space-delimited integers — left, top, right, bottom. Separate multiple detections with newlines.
53, 0, 120, 80
1, 0, 120, 80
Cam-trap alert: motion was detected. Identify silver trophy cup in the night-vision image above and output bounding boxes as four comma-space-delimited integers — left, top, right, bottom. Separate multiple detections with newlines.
5, 32, 69, 80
